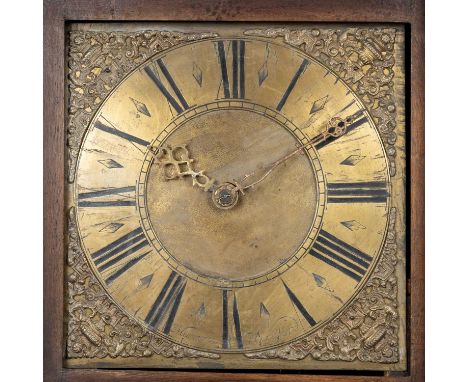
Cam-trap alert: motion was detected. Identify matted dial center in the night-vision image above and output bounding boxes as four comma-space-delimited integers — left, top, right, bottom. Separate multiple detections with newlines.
142, 105, 322, 287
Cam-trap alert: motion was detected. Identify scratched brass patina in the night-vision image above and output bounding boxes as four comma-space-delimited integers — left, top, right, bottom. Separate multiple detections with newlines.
65, 23, 406, 370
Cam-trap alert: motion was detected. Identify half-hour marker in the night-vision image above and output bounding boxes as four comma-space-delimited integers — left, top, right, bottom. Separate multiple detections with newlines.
144, 271, 187, 334
197, 303, 206, 318
260, 303, 270, 318
315, 114, 368, 150
340, 154, 365, 166
276, 58, 310, 111
130, 97, 151, 117
341, 220, 367, 231
309, 95, 329, 115
105, 251, 150, 285
78, 186, 136, 207
192, 62, 203, 87
94, 120, 150, 146
144, 59, 190, 114
91, 227, 150, 273
312, 273, 327, 288
282, 280, 316, 327
216, 40, 246, 99
138, 273, 154, 290
309, 230, 372, 282
98, 159, 123, 169
99, 222, 124, 233
327, 181, 388, 203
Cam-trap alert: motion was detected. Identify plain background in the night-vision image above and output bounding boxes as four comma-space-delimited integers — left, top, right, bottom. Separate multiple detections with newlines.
0, 0, 462, 380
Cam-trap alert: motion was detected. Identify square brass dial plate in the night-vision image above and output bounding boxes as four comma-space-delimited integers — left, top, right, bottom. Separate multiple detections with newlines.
64, 22, 406, 371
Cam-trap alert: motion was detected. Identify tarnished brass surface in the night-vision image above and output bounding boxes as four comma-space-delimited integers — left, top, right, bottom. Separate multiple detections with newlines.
66, 23, 406, 370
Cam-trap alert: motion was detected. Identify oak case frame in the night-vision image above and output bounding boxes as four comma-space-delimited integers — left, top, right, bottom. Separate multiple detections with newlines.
43, 0, 424, 381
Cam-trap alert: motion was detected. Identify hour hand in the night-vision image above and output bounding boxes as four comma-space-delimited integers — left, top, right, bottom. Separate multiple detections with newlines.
147, 144, 216, 192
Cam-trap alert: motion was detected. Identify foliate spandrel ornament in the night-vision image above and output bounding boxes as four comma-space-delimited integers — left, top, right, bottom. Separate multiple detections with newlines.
66, 206, 220, 360
245, 208, 399, 363
67, 30, 218, 183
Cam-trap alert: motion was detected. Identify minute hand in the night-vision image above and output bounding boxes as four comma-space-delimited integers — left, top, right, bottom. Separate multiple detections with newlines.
238, 111, 365, 191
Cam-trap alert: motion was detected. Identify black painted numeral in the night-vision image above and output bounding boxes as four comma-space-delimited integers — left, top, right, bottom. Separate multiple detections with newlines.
216, 40, 245, 99
78, 186, 136, 208
276, 58, 310, 111
105, 251, 151, 285
327, 181, 388, 203
309, 230, 372, 282
91, 227, 150, 274
144, 59, 190, 114
282, 280, 317, 327
222, 289, 229, 349
144, 271, 187, 334
221, 290, 243, 349
94, 120, 150, 146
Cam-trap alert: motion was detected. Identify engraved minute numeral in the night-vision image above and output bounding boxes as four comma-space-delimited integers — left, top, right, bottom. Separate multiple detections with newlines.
315, 114, 367, 150
94, 119, 150, 146
276, 58, 310, 111
282, 280, 317, 327
309, 230, 372, 282
91, 227, 150, 276
327, 181, 389, 203
78, 186, 136, 207
216, 40, 245, 99
221, 290, 243, 349
144, 271, 187, 334
144, 59, 190, 114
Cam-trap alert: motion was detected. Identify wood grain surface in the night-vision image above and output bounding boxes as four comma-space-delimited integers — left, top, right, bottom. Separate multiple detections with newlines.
43, 0, 424, 381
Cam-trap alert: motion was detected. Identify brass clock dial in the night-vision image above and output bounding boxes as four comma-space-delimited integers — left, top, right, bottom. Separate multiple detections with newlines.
74, 37, 391, 353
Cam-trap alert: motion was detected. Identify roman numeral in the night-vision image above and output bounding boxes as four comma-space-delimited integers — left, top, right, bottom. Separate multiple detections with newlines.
232, 294, 243, 349
282, 280, 317, 327
77, 186, 136, 207
144, 59, 190, 114
105, 250, 151, 285
309, 230, 372, 282
276, 58, 310, 111
144, 271, 187, 334
94, 120, 150, 146
327, 181, 388, 203
222, 289, 229, 349
91, 227, 150, 274
221, 290, 243, 349
315, 114, 368, 150
216, 40, 245, 99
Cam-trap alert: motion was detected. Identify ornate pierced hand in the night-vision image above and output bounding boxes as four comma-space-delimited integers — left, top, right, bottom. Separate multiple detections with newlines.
147, 144, 217, 192
236, 110, 365, 192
